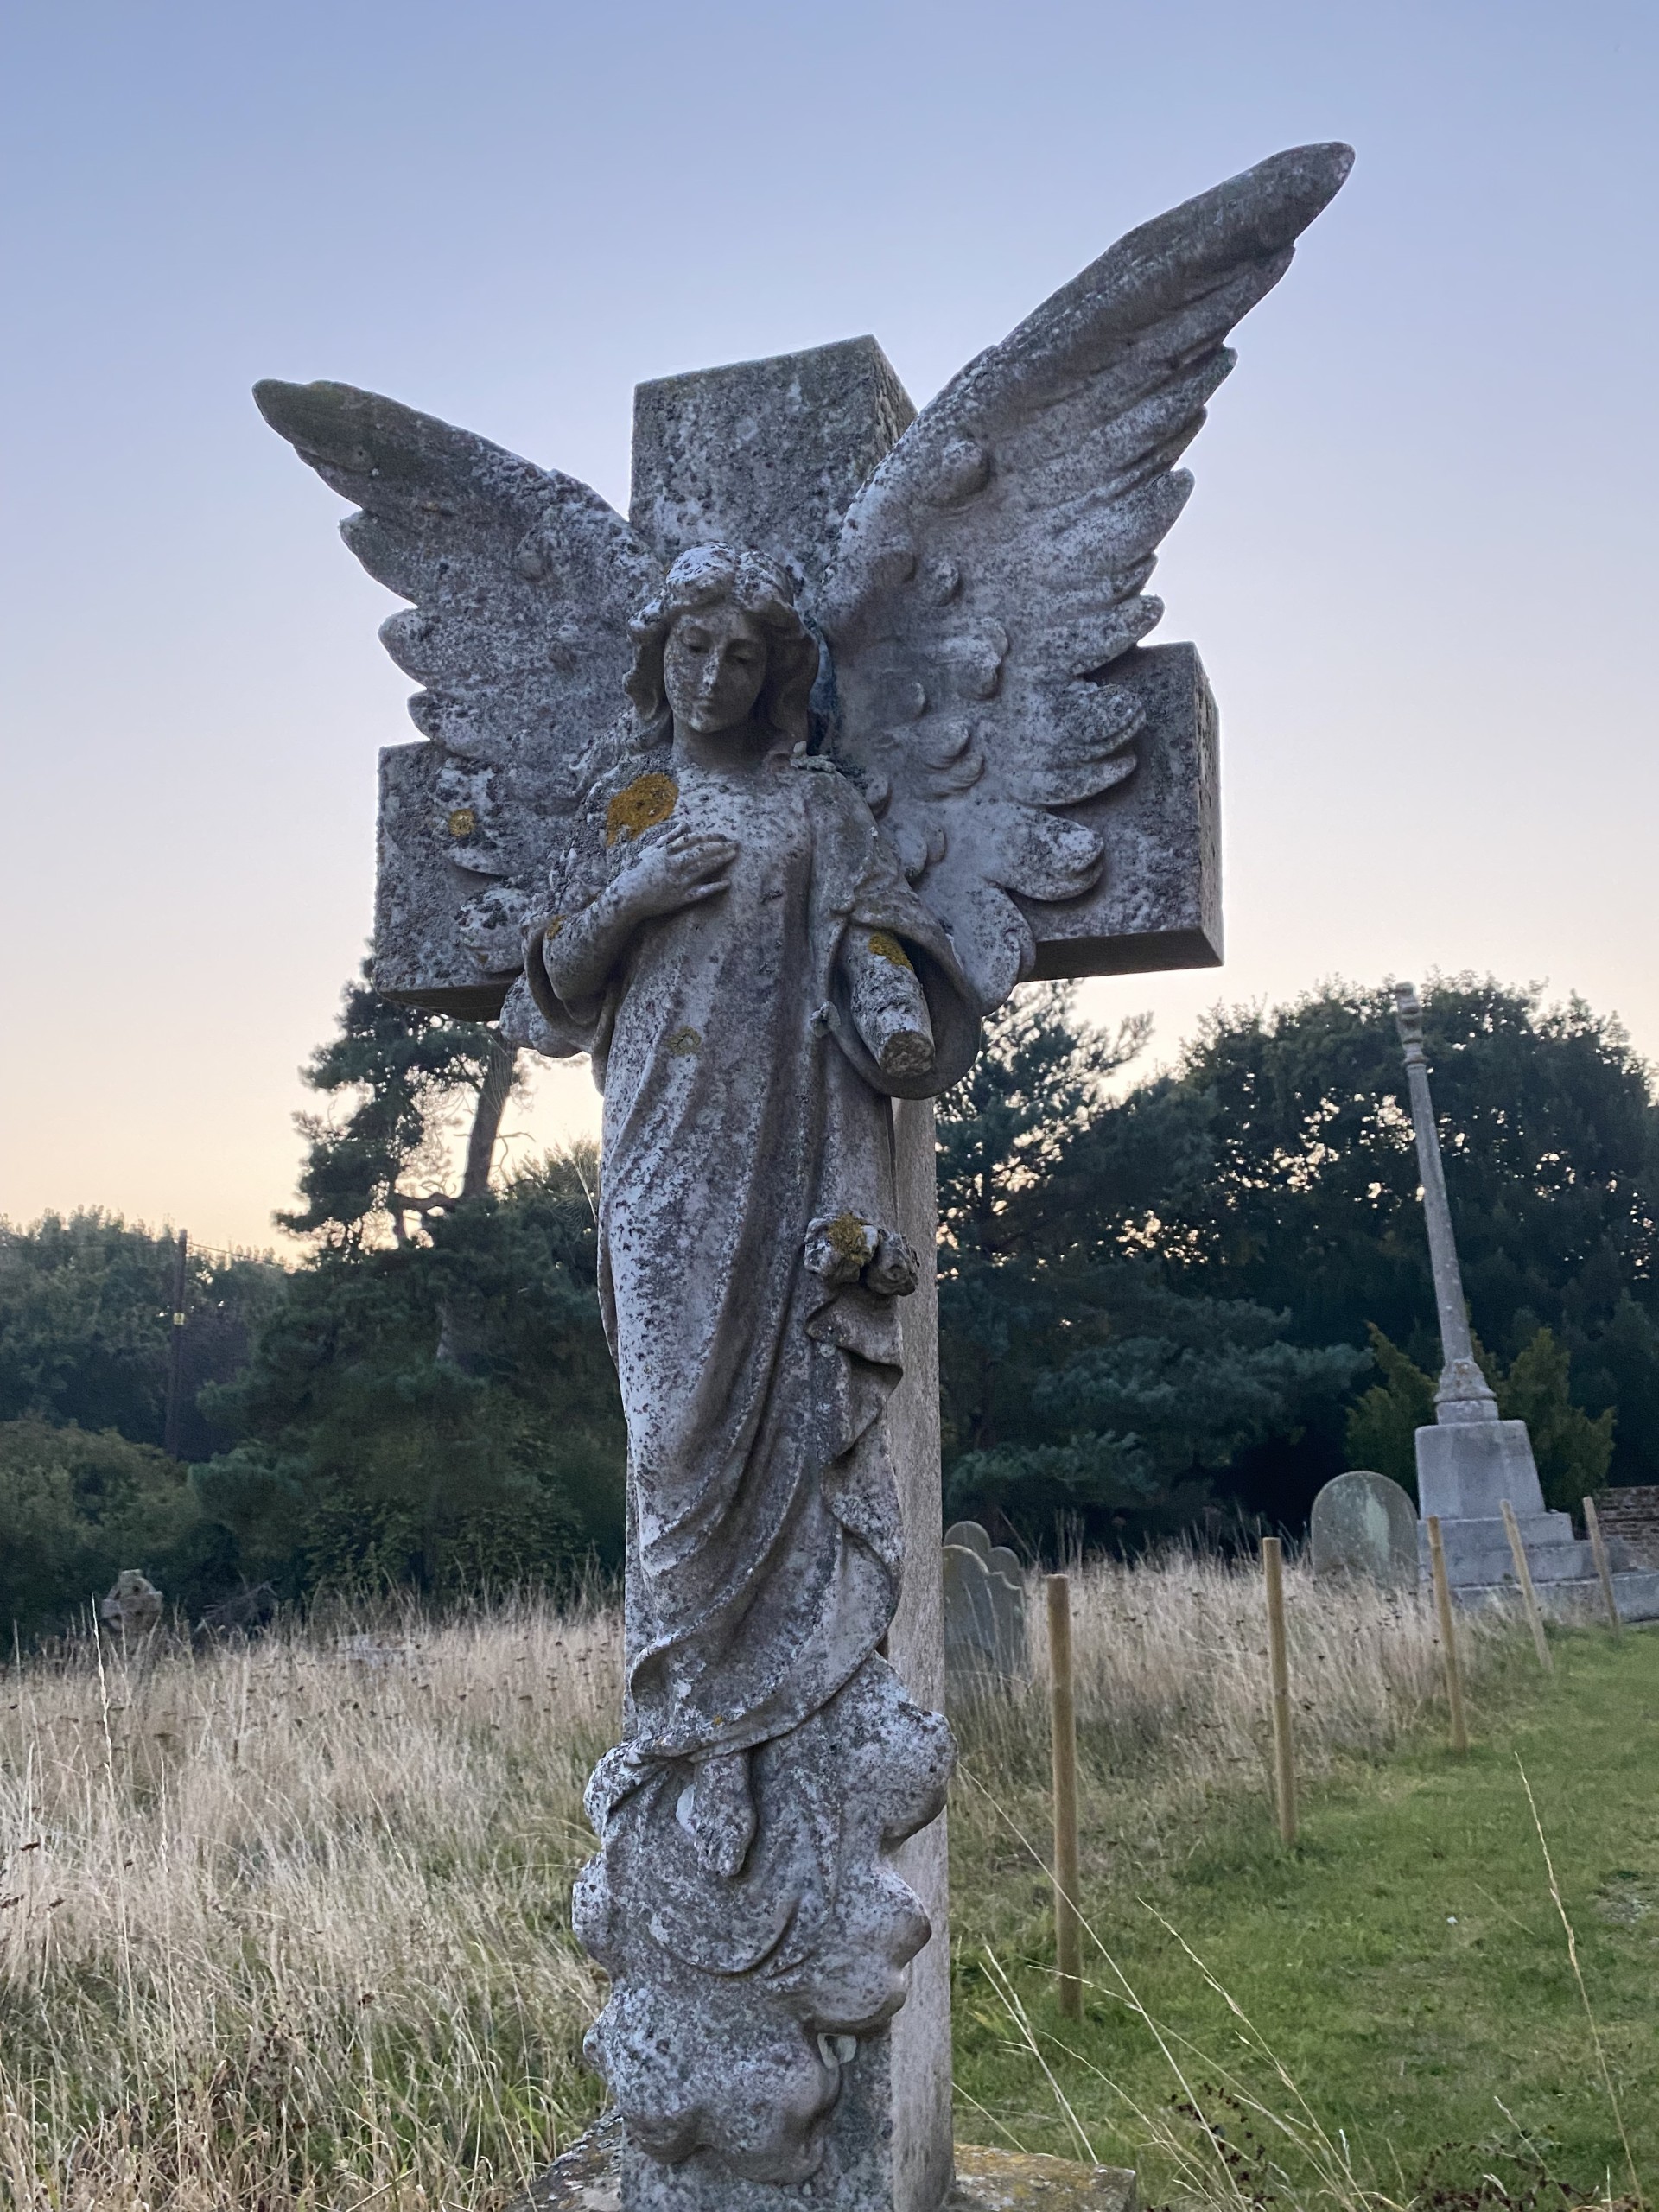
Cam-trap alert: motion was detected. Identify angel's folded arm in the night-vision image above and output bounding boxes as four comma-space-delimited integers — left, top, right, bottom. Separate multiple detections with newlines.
540, 887, 632, 1011
840, 925, 935, 1084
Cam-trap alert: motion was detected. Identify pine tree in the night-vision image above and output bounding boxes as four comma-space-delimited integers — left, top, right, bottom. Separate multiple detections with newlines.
278, 957, 522, 1250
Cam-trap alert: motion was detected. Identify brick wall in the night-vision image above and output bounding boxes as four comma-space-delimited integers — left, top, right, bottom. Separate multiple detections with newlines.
1596, 1486, 1659, 1569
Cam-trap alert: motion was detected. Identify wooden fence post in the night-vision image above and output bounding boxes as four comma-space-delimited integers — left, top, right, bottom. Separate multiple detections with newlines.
1499, 1498, 1553, 1674
1046, 1573, 1083, 2018
1582, 1495, 1621, 1636
1262, 1536, 1298, 1846
1425, 1516, 1470, 1754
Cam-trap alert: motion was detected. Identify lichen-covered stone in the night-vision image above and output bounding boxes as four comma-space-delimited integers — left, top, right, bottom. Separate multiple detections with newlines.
99, 1570, 163, 1637
1309, 1471, 1417, 1587
259, 140, 1353, 2212
506, 2126, 1135, 2212
950, 2145, 1137, 2212
943, 1522, 1027, 1697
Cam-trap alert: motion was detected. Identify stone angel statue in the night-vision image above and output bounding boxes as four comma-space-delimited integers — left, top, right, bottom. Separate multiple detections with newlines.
257, 141, 1350, 2198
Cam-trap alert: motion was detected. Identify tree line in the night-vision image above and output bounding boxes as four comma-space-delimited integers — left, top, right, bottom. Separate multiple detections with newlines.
3, 965, 1654, 1638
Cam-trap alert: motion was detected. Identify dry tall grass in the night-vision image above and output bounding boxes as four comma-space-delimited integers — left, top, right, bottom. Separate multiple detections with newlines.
953, 1549, 1515, 1829
0, 1558, 1516, 2210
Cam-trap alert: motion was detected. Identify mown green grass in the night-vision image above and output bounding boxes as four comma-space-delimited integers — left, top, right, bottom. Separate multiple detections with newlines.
950, 1624, 1659, 2203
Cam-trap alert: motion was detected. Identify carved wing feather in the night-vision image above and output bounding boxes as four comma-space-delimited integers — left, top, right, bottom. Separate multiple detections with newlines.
817, 143, 1352, 1008
254, 379, 660, 985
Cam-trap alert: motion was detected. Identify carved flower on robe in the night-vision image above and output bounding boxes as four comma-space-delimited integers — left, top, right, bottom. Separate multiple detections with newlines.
804, 1214, 919, 1298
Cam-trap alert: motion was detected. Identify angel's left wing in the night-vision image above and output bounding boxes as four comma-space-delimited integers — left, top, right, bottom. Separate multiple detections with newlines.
817, 143, 1352, 1010
255, 379, 661, 1020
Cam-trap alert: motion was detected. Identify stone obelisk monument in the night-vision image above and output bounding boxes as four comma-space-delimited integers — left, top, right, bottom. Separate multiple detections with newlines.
1395, 983, 1619, 1597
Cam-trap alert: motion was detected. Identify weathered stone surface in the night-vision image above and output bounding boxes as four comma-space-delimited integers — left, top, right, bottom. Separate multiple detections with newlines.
261, 140, 1353, 2212
506, 2124, 1136, 2212
510, 2112, 623, 2209
1391, 985, 1636, 1604
819, 144, 1350, 1009
1393, 984, 1501, 1427
1408, 1372, 1659, 1613
99, 1570, 162, 1636
1308, 1471, 1416, 1587
883, 1099, 956, 2212
1025, 643, 1219, 981
950, 2145, 1137, 2212
632, 337, 916, 596
943, 1522, 1027, 1695
374, 741, 523, 1018
1415, 1418, 1542, 1522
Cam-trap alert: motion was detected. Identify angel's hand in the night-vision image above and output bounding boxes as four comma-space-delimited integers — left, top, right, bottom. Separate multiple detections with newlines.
612, 830, 737, 921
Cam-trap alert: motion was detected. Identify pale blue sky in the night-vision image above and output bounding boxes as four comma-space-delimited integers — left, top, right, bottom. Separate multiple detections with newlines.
3, 1, 1655, 1248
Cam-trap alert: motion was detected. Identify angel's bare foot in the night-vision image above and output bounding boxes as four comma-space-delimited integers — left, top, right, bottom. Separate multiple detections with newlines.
678, 1749, 755, 1878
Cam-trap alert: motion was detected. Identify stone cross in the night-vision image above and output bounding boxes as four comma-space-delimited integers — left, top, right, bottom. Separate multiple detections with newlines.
619, 336, 1212, 2212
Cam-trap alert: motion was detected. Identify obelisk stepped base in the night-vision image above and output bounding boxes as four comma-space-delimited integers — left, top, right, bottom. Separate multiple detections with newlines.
1415, 1418, 1659, 1615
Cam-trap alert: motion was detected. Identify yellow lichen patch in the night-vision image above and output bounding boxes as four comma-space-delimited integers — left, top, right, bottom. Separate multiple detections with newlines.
867, 930, 912, 970
827, 1211, 873, 1264
543, 916, 564, 941
665, 1025, 703, 1057
606, 772, 678, 846
447, 806, 478, 838
953, 2144, 1137, 2211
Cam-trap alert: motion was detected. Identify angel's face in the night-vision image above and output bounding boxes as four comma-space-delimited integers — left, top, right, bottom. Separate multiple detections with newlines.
663, 603, 768, 739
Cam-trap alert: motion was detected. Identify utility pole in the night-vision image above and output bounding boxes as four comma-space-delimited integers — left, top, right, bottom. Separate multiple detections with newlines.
162, 1231, 188, 1459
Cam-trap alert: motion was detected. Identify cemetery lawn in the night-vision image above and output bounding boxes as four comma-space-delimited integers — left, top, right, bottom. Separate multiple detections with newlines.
950, 1623, 1659, 2204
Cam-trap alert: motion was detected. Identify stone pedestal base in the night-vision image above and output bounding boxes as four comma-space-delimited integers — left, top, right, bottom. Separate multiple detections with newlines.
1414, 1418, 1545, 1522
1413, 1415, 1659, 1619
1418, 1504, 1592, 1590
1414, 1414, 1583, 1589
510, 2120, 1138, 2212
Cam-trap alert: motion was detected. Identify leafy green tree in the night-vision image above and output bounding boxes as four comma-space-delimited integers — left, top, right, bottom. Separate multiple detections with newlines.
280, 957, 522, 1251
0, 1212, 282, 1456
0, 1419, 230, 1640
1499, 1326, 1616, 1511
944, 1268, 1363, 1542
1343, 1325, 1435, 1490
936, 988, 1363, 1547
199, 1147, 624, 1597
1147, 979, 1659, 1482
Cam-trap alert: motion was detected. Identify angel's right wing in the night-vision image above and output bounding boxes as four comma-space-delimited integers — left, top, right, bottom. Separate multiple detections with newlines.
255, 380, 661, 1019
817, 143, 1352, 1010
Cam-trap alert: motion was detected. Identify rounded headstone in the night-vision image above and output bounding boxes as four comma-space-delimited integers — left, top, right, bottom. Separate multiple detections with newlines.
944, 1519, 992, 1561
1309, 1471, 1418, 1587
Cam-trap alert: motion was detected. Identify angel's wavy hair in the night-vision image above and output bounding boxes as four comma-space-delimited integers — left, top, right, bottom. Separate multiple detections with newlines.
625, 545, 819, 752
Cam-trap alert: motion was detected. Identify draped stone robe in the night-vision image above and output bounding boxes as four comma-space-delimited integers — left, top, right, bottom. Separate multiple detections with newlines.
532, 742, 979, 1783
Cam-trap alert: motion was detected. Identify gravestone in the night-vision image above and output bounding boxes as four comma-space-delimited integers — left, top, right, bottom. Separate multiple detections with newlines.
261, 145, 1355, 2212
1308, 1472, 1416, 1587
942, 1522, 1027, 1694
99, 1570, 163, 1637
